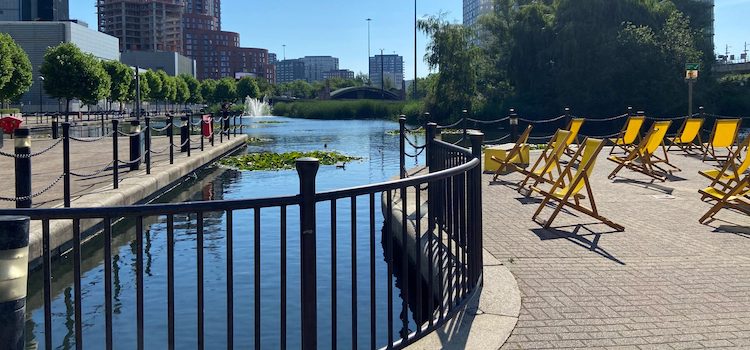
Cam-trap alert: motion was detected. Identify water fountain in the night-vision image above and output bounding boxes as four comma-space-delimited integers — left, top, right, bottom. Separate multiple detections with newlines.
244, 96, 272, 117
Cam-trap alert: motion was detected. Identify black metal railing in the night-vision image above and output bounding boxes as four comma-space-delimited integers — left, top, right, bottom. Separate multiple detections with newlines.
0, 127, 484, 350
0, 113, 246, 208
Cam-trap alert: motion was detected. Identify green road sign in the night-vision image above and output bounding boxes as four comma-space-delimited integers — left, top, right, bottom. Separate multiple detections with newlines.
685, 63, 700, 71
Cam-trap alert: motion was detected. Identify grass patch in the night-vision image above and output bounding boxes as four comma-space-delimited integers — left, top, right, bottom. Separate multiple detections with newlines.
246, 137, 272, 144
273, 100, 425, 121
220, 151, 362, 171
386, 129, 425, 136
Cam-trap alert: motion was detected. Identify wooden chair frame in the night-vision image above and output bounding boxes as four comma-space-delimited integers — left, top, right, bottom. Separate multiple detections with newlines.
609, 115, 646, 155
700, 135, 750, 193
531, 138, 624, 231
702, 119, 741, 164
698, 176, 750, 224
490, 125, 533, 181
563, 118, 585, 157
666, 117, 704, 154
515, 129, 571, 193
607, 121, 680, 182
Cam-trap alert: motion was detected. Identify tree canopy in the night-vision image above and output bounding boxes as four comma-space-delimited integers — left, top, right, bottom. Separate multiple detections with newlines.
0, 34, 32, 106
40, 43, 110, 114
236, 76, 260, 100
102, 60, 133, 109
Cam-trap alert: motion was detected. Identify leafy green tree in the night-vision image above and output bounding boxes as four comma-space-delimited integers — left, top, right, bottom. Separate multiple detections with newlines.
0, 34, 32, 108
40, 43, 109, 119
153, 70, 176, 112
129, 70, 151, 109
102, 60, 133, 111
179, 74, 202, 104
236, 76, 260, 99
254, 77, 273, 97
141, 70, 162, 109
213, 78, 237, 102
174, 77, 190, 108
200, 79, 217, 104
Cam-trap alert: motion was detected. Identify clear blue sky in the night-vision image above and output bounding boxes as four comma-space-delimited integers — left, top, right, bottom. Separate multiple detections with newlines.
72, 1, 749, 78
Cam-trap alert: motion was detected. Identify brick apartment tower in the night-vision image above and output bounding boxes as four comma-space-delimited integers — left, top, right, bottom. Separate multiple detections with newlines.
97, 0, 184, 53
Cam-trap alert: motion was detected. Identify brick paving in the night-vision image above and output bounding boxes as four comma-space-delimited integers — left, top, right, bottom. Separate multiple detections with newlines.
483, 148, 750, 349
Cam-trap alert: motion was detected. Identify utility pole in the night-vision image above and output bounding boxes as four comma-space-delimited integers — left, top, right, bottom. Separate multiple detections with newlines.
367, 18, 372, 86
283, 44, 286, 60
414, 0, 418, 100
380, 49, 385, 98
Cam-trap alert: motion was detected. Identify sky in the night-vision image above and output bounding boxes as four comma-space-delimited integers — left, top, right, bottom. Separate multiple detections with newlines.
72, 0, 749, 79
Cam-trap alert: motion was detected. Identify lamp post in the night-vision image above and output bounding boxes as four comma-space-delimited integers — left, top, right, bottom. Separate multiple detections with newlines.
282, 44, 286, 60
380, 49, 385, 98
367, 18, 372, 86
38, 76, 44, 117
134, 67, 141, 121
414, 0, 418, 100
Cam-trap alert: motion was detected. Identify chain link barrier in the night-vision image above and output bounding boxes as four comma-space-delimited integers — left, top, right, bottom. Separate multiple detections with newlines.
518, 114, 568, 124
467, 117, 510, 124
403, 146, 426, 158
70, 161, 115, 178
150, 123, 173, 132
404, 136, 426, 150
0, 173, 65, 202
69, 132, 115, 143
117, 128, 146, 137
0, 138, 64, 159
483, 134, 512, 144
436, 119, 465, 129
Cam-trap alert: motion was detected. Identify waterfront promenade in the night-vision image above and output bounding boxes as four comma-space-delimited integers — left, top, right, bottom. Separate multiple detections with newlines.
483, 149, 750, 349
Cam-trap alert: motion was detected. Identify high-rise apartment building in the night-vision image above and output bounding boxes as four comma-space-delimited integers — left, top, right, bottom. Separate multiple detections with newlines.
369, 54, 404, 90
1, 0, 69, 21
463, 0, 493, 27
323, 69, 355, 80
276, 59, 306, 84
97, 0, 184, 53
299, 56, 339, 83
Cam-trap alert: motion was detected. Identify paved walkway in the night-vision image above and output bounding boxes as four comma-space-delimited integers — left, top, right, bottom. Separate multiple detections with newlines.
483, 148, 750, 349
0, 133, 235, 208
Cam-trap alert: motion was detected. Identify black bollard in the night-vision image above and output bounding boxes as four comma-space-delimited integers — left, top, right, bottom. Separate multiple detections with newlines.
112, 120, 119, 189
62, 123, 71, 208
51, 116, 59, 139
145, 117, 151, 175
14, 128, 31, 209
129, 120, 142, 171
180, 116, 189, 153
168, 115, 174, 164
0, 216, 30, 350
296, 158, 319, 350
399, 116, 406, 179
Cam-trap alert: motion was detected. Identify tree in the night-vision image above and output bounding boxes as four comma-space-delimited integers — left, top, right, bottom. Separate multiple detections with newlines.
141, 70, 162, 110
174, 77, 190, 108
200, 79, 217, 104
154, 70, 176, 111
213, 78, 237, 102
236, 76, 260, 100
129, 70, 151, 111
0, 34, 32, 108
102, 60, 133, 111
254, 77, 273, 97
179, 74, 202, 104
40, 43, 110, 119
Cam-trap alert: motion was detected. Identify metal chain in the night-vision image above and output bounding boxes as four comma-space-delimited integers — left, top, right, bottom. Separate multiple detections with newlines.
0, 173, 65, 202
647, 115, 690, 121
404, 146, 426, 158
707, 113, 743, 119
149, 144, 171, 154
451, 137, 465, 145
518, 114, 568, 124
404, 126, 423, 133
0, 138, 64, 159
528, 134, 556, 141
404, 136, 426, 150
70, 161, 115, 178
436, 119, 465, 129
584, 113, 629, 122
483, 134, 512, 144
117, 129, 145, 137
467, 116, 510, 124
150, 123, 173, 132
69, 132, 115, 143
118, 154, 144, 166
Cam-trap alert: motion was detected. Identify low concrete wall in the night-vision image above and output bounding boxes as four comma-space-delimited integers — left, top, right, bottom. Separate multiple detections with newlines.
26, 135, 247, 264
383, 167, 521, 349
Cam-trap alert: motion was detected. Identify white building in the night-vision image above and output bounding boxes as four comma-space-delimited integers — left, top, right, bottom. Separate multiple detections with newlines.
369, 54, 404, 91
299, 56, 339, 83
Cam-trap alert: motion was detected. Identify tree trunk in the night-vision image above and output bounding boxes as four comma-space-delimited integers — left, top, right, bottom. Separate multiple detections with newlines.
65, 98, 70, 122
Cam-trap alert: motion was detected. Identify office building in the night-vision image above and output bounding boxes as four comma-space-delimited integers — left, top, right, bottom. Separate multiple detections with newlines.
276, 59, 306, 84
463, 0, 493, 27
0, 21, 120, 112
121, 50, 196, 77
1, 0, 69, 21
97, 0, 184, 53
369, 54, 404, 90
300, 56, 339, 83
323, 69, 355, 80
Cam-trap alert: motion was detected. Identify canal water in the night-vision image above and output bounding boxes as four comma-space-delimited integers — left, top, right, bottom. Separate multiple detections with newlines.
24, 116, 426, 349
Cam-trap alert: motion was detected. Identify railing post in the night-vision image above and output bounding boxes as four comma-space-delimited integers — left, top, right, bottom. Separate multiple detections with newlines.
144, 117, 151, 175
51, 115, 58, 139
180, 116, 189, 153
564, 107, 572, 127
233, 115, 237, 136
168, 115, 174, 164
627, 106, 633, 118
296, 157, 320, 350
462, 109, 468, 146
469, 131, 484, 286
129, 120, 142, 171
112, 120, 119, 189
699, 106, 705, 119
62, 123, 71, 208
509, 108, 518, 141
399, 116, 406, 179
425, 122, 437, 233
0, 216, 30, 350
14, 128, 31, 209
210, 115, 215, 147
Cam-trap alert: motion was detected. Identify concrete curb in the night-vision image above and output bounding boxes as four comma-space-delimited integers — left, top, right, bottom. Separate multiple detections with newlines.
26, 135, 248, 265
383, 168, 521, 349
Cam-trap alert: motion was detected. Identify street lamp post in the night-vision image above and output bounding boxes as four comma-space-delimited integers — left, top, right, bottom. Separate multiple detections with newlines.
380, 49, 385, 98
38, 76, 44, 117
367, 18, 372, 86
414, 0, 418, 100
283, 44, 286, 60
135, 67, 141, 121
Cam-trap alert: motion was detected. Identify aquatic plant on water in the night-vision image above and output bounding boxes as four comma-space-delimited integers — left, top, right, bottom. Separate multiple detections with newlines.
219, 151, 362, 171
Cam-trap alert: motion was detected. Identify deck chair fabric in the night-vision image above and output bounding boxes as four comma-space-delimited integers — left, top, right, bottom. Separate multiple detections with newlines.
490, 125, 533, 181
698, 176, 750, 224
516, 130, 571, 192
702, 119, 741, 163
666, 118, 704, 154
562, 118, 585, 156
607, 121, 679, 182
609, 115, 646, 155
700, 136, 750, 191
530, 138, 624, 231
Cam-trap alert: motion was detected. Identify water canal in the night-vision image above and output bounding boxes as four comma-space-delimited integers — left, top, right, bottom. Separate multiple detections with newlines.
24, 116, 426, 349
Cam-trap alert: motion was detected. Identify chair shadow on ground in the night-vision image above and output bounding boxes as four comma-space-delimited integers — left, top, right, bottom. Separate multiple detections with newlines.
704, 217, 750, 239
611, 176, 677, 194
530, 224, 626, 265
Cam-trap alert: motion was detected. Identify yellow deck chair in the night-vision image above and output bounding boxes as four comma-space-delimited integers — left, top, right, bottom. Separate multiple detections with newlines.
698, 176, 750, 224
700, 136, 750, 191
490, 125, 533, 181
666, 118, 704, 154
607, 121, 679, 182
516, 130, 571, 192
702, 119, 741, 163
531, 138, 624, 231
609, 115, 646, 155
562, 118, 585, 156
